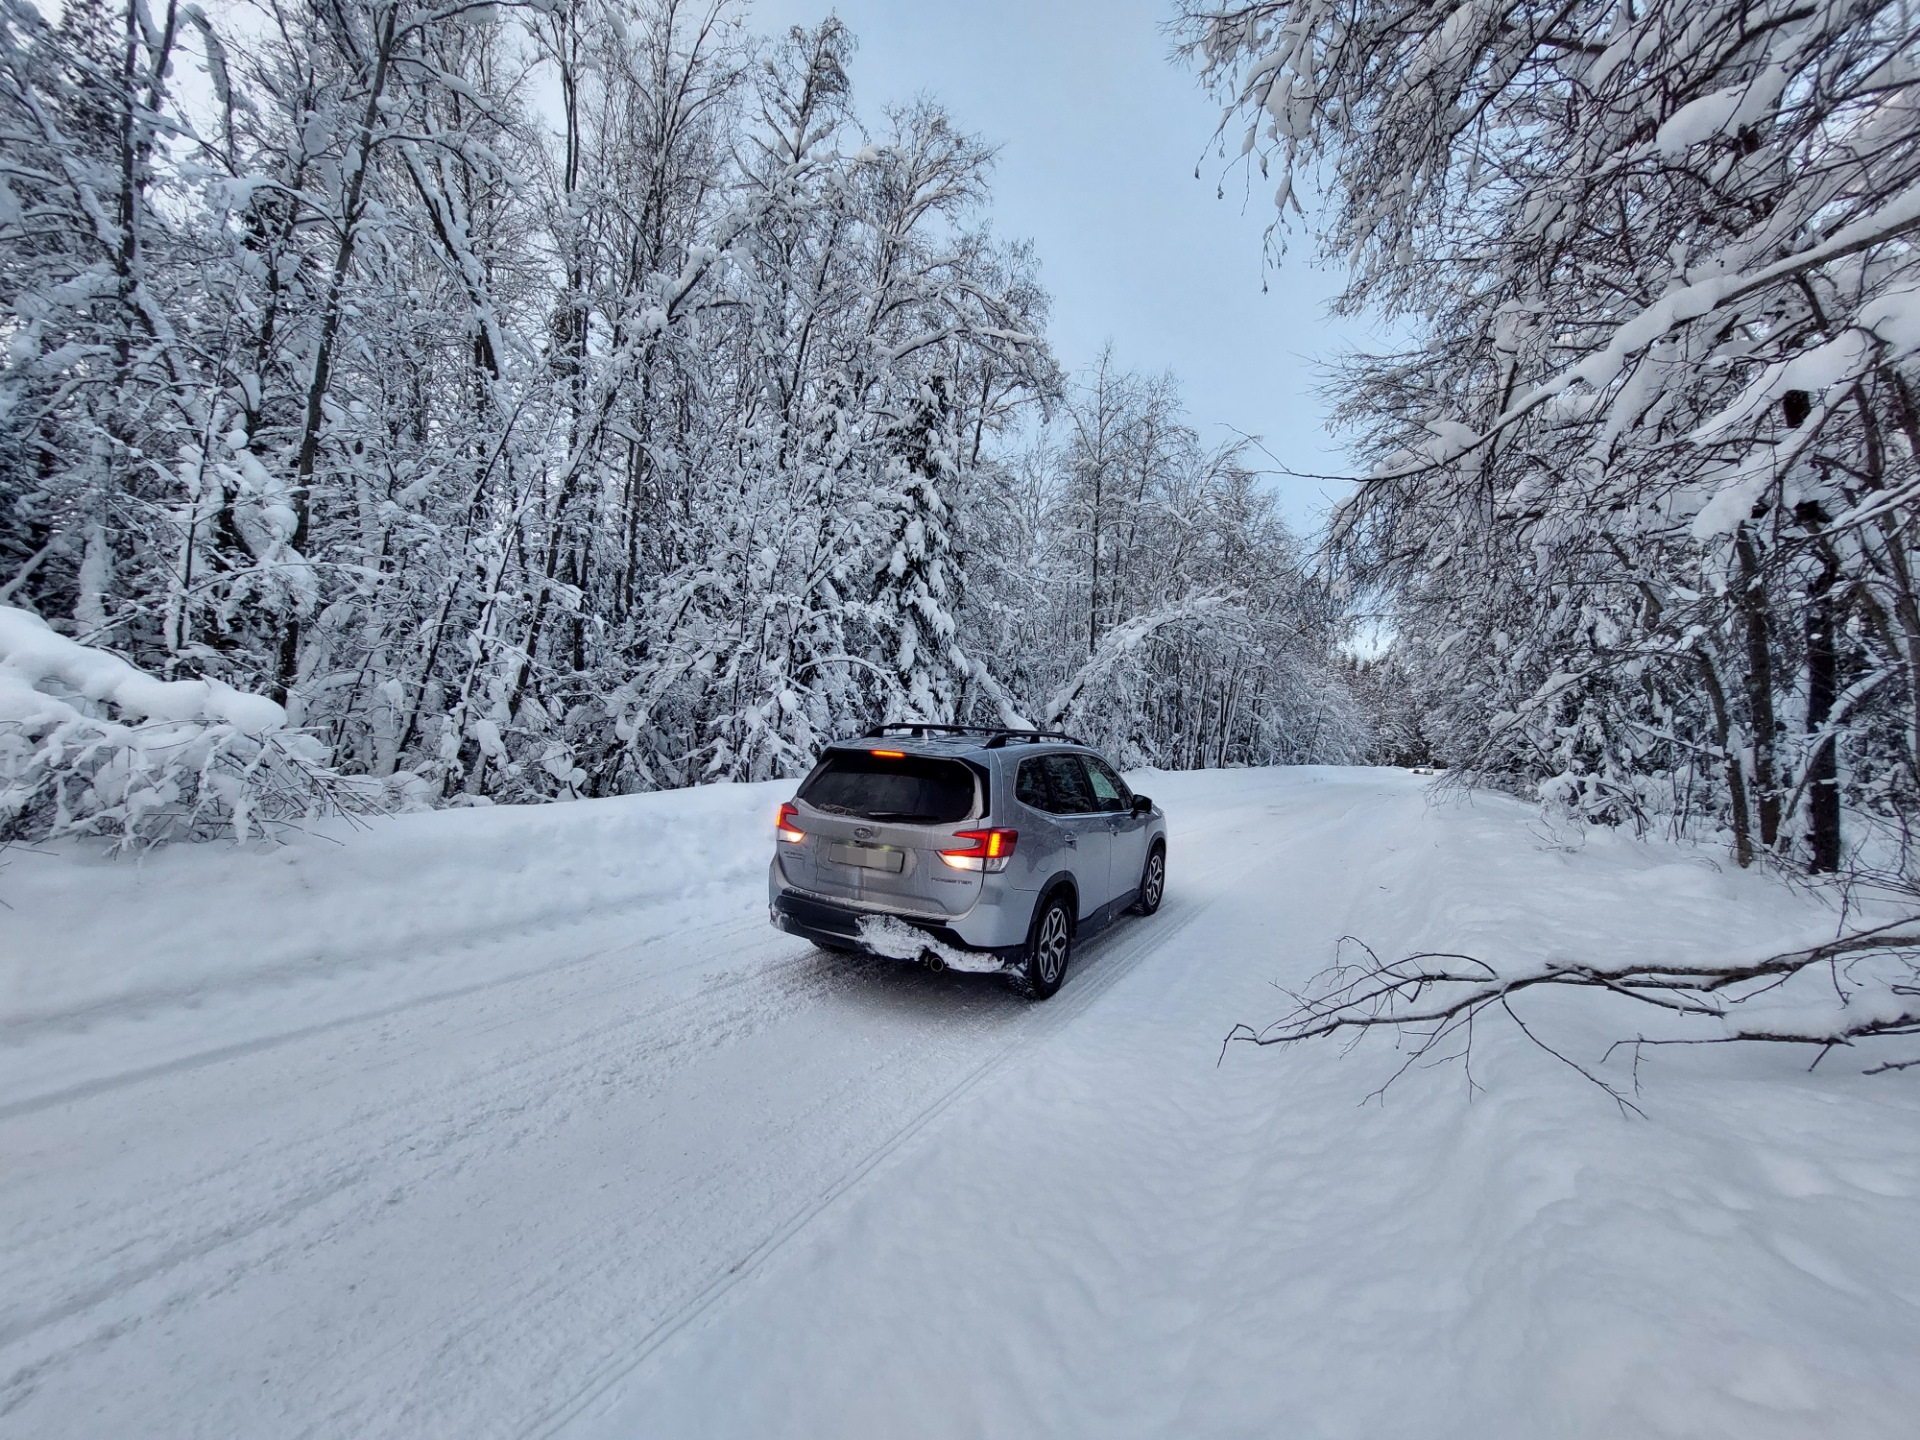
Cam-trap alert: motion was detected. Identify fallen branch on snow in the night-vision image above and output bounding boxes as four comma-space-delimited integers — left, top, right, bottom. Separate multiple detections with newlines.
1224, 920, 1920, 1114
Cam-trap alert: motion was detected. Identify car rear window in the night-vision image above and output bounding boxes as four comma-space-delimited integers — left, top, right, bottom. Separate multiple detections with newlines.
799, 751, 978, 824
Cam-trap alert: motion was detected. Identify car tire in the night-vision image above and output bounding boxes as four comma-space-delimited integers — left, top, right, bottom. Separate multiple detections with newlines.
1013, 891, 1074, 1000
1132, 843, 1166, 916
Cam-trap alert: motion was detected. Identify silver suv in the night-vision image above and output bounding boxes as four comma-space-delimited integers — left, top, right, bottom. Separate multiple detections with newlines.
768, 725, 1168, 998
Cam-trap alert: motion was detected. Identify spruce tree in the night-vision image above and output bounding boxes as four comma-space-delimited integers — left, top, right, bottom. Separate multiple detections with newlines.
870, 378, 963, 723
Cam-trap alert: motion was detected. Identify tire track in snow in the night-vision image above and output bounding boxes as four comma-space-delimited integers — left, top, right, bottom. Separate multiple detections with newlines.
0, 906, 778, 1122
0, 925, 874, 1402
525, 847, 1271, 1440
1, 778, 1314, 1439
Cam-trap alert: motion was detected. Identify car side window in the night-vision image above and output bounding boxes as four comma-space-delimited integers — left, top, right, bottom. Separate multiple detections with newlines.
1039, 754, 1100, 815
1082, 756, 1130, 813
1015, 757, 1051, 811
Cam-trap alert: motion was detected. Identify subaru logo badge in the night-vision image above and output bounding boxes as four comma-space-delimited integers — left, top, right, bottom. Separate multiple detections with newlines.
854, 825, 876, 840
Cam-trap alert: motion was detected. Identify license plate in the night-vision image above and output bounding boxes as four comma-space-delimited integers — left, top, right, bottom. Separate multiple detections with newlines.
828, 843, 905, 873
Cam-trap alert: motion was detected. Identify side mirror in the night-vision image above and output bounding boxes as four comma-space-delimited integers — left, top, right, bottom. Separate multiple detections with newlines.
1131, 794, 1153, 816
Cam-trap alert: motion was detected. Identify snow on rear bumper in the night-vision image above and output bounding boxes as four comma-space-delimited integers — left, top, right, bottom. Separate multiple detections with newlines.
769, 853, 1032, 951
769, 889, 1016, 970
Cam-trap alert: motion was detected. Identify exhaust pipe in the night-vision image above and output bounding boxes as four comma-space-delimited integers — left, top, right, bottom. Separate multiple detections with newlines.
921, 949, 947, 974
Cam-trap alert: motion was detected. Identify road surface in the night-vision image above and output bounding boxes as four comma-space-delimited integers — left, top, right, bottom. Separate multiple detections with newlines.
4, 768, 1917, 1439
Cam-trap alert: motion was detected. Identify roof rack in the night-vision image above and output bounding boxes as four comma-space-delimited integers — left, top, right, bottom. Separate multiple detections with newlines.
861, 722, 1087, 749
981, 729, 1086, 748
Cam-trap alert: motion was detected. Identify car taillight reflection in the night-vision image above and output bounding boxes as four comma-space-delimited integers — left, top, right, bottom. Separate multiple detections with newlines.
939, 828, 1018, 872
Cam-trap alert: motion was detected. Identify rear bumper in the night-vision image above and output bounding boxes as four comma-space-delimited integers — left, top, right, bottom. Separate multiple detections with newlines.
770, 888, 1018, 964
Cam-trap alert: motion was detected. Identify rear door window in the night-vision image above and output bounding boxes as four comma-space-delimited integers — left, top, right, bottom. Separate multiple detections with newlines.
800, 751, 977, 823
1015, 757, 1050, 810
1016, 753, 1101, 815
1044, 755, 1100, 813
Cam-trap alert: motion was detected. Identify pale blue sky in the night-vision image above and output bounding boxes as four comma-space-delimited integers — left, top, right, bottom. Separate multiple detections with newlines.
747, 0, 1373, 538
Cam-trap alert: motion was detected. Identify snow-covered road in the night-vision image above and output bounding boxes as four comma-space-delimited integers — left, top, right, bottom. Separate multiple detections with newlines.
5, 768, 1919, 1438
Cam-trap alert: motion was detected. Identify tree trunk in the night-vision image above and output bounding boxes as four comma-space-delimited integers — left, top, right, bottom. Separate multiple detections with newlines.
1735, 527, 1780, 848
1697, 650, 1753, 868
1805, 555, 1842, 871
273, 5, 401, 706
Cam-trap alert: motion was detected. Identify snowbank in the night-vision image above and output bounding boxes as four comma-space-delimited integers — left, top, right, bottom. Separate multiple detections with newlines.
2, 778, 788, 1027
4, 763, 1172, 1026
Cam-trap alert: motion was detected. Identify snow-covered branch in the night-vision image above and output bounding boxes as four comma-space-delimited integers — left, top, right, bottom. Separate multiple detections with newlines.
0, 606, 369, 847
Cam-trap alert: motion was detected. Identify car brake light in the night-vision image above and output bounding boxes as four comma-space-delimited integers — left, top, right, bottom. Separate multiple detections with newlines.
870, 749, 906, 758
776, 802, 805, 843
939, 828, 1018, 872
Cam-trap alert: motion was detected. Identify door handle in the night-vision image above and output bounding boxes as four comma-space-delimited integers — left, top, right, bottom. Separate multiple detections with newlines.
1064, 833, 1077, 848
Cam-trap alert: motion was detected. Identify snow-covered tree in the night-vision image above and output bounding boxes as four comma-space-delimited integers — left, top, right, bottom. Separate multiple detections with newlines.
0, 0, 1366, 834
1181, 0, 1920, 872
870, 378, 964, 721
963, 355, 1368, 768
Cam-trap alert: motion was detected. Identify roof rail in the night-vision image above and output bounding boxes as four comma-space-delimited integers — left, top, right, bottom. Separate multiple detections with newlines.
860, 722, 1087, 748
982, 729, 1087, 749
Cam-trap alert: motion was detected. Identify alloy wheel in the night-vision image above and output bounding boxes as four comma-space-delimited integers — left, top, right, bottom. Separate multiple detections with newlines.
1036, 907, 1070, 985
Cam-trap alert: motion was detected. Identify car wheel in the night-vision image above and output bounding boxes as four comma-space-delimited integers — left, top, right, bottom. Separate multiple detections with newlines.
1132, 843, 1165, 916
1014, 892, 1074, 1000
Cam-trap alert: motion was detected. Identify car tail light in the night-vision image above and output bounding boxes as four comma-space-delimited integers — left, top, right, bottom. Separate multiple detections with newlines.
776, 802, 805, 843
939, 828, 1018, 872
869, 749, 906, 758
